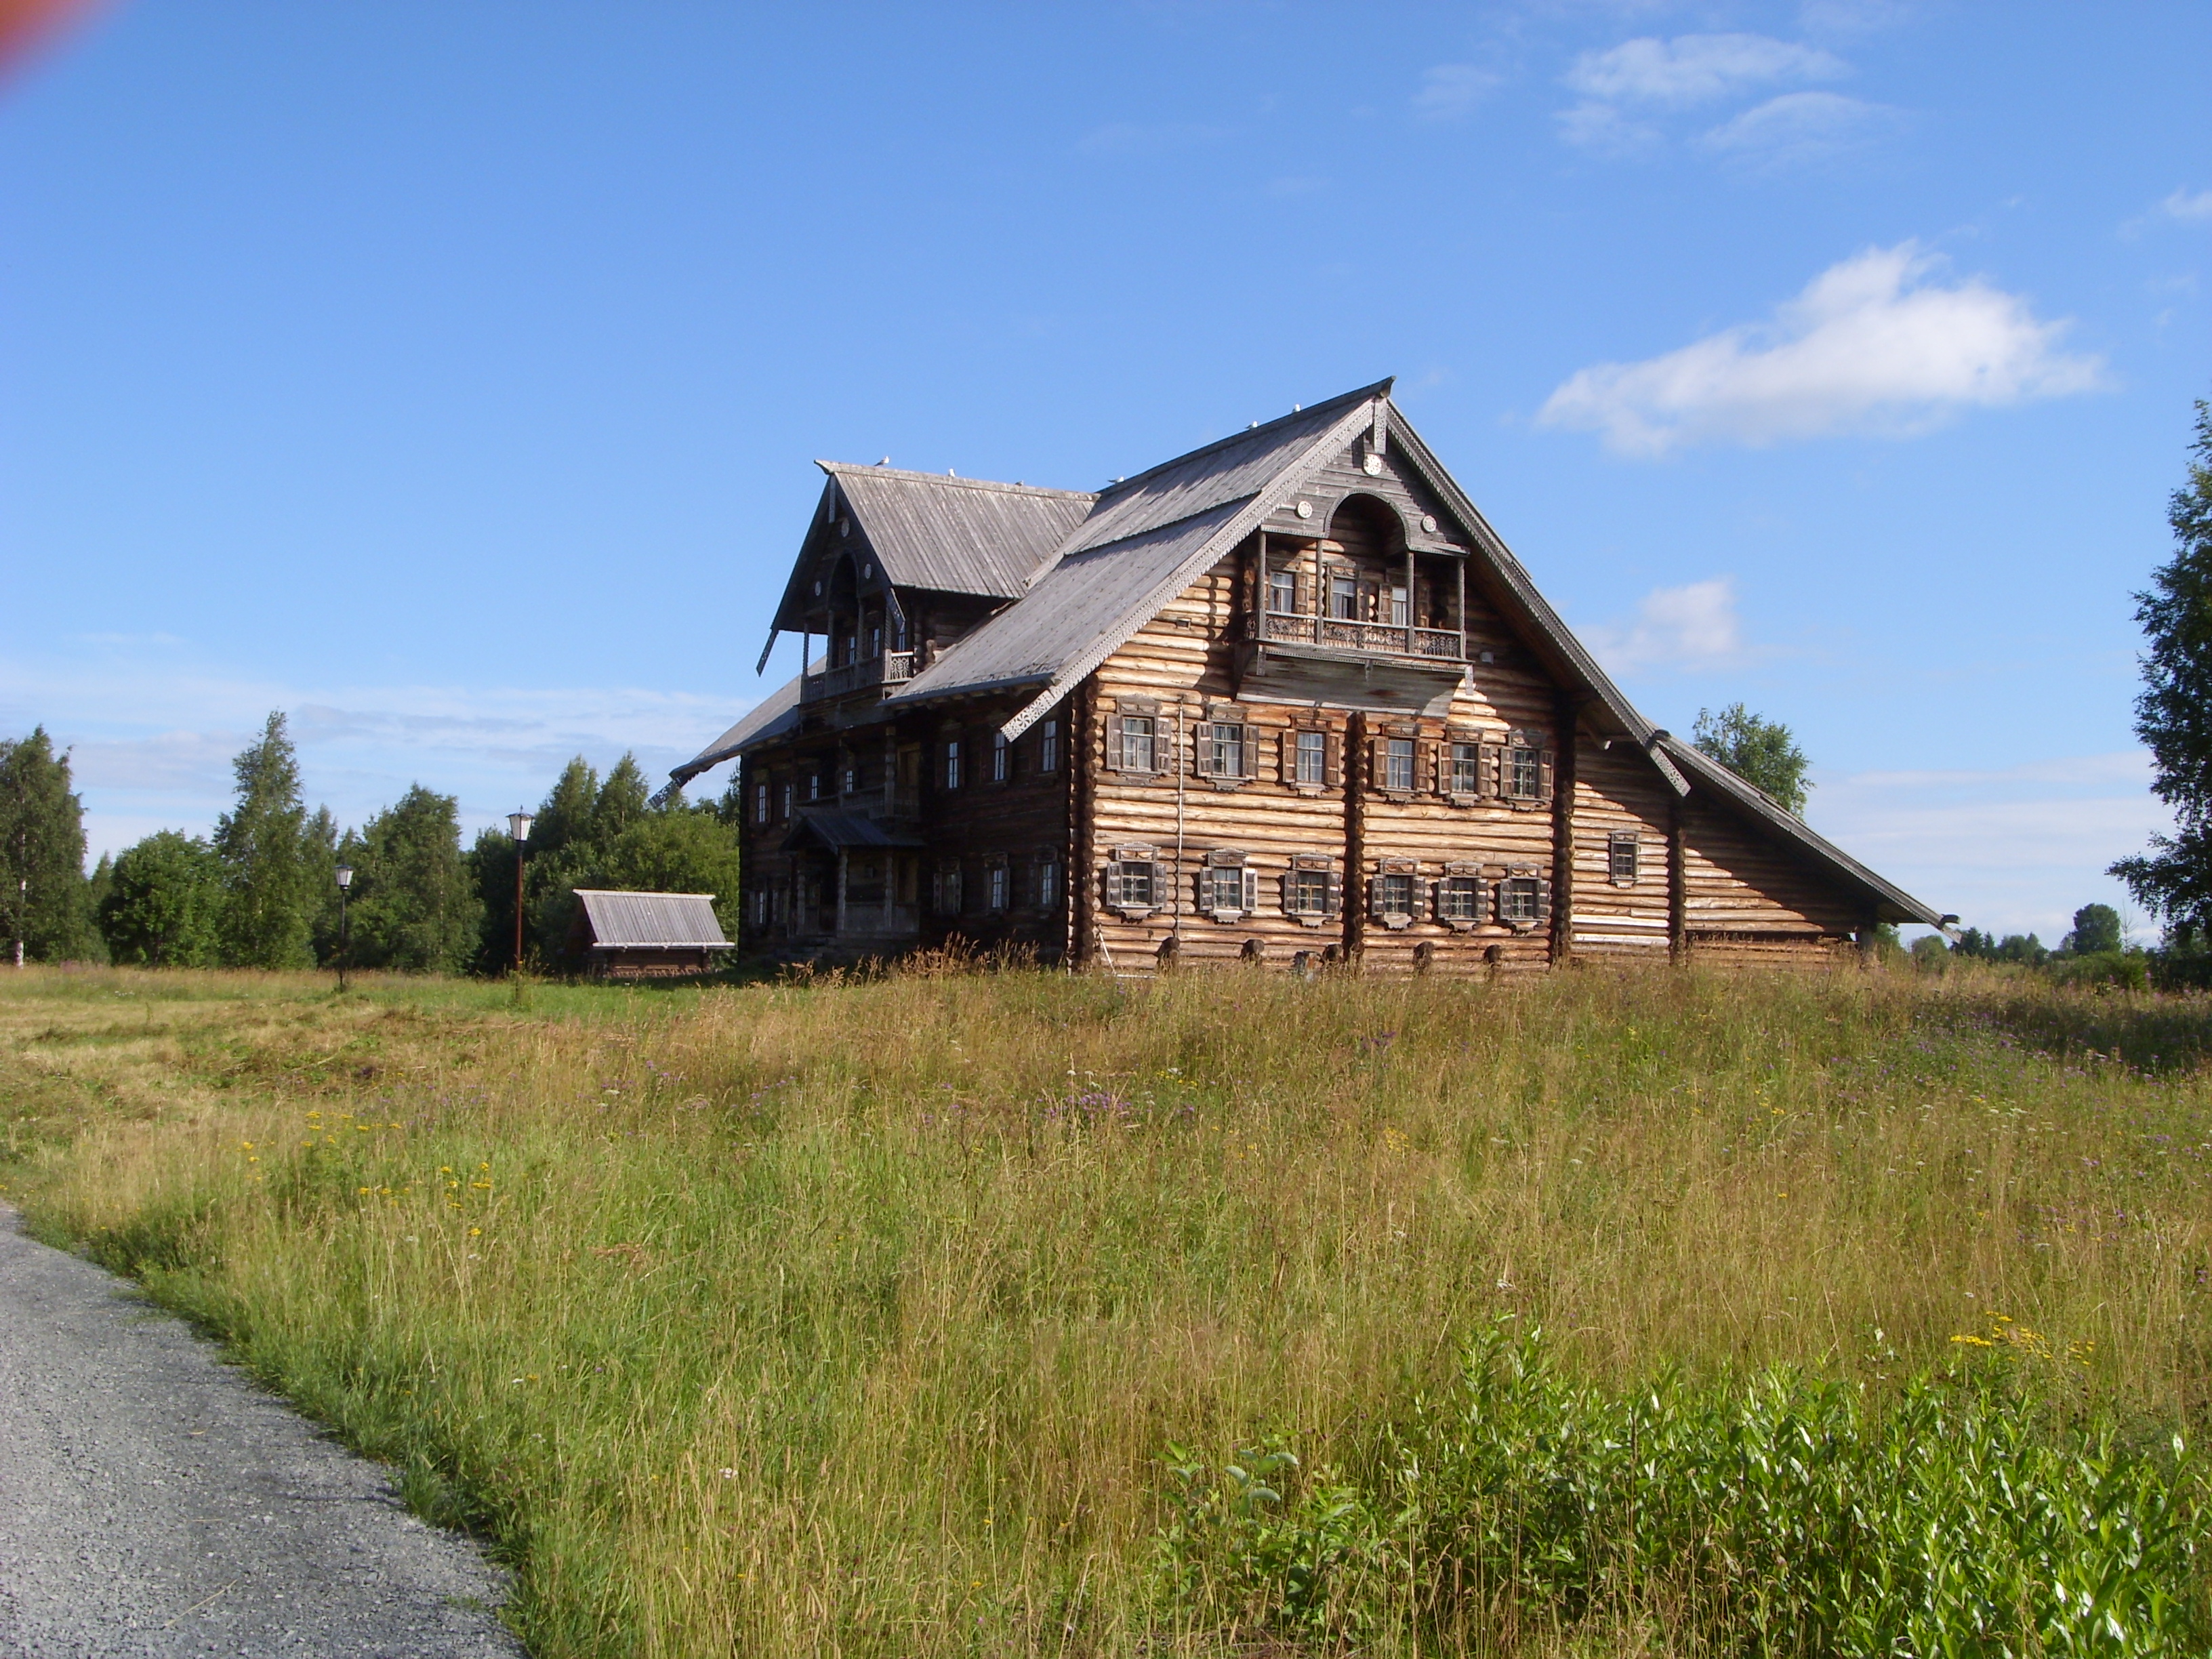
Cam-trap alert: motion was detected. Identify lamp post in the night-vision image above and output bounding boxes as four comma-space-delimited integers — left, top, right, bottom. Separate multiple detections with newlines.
508, 811, 534, 979
334, 863, 353, 993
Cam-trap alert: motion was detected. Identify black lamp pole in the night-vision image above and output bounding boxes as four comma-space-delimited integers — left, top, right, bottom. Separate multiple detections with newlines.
335, 863, 353, 992
508, 811, 535, 977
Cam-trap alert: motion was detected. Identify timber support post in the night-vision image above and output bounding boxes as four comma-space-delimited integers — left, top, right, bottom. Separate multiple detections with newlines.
1549, 695, 1578, 968
1071, 678, 1097, 968
1343, 710, 1367, 967
1668, 794, 1688, 965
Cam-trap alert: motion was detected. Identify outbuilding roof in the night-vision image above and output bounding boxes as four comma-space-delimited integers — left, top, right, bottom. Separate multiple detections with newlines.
573, 890, 733, 951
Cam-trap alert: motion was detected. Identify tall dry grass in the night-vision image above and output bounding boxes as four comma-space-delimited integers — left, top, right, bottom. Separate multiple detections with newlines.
1, 962, 2207, 1654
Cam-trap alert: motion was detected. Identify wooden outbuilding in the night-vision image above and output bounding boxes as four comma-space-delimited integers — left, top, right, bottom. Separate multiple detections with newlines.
568, 890, 733, 979
672, 380, 1943, 973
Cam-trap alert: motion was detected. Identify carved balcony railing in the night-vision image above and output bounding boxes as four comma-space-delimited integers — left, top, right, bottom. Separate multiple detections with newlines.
803, 650, 917, 703
1253, 611, 1465, 660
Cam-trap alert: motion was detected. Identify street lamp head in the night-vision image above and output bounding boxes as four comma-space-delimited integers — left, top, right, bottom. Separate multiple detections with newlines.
335, 864, 354, 890
509, 810, 535, 844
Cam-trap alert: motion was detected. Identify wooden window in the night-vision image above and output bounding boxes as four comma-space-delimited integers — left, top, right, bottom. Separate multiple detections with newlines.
933, 861, 963, 916
1279, 853, 1341, 926
1329, 573, 1359, 619
985, 857, 1009, 912
1496, 867, 1552, 930
754, 781, 770, 825
1294, 729, 1328, 785
1609, 832, 1641, 887
1448, 740, 1485, 798
1039, 719, 1059, 774
750, 889, 768, 928
805, 766, 823, 802
777, 780, 793, 820
1118, 715, 1156, 773
1502, 731, 1555, 808
1388, 584, 1410, 626
1269, 567, 1298, 613
990, 731, 1010, 783
1033, 850, 1060, 911
1435, 864, 1484, 928
943, 739, 962, 790
1382, 737, 1416, 794
1370, 858, 1422, 930
1197, 849, 1258, 922
1103, 845, 1162, 919
1195, 714, 1253, 782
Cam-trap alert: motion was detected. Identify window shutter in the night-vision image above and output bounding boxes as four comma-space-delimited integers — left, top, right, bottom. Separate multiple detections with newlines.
1277, 731, 1296, 785
1279, 869, 1298, 913
1534, 876, 1553, 925
1368, 872, 1387, 919
1417, 739, 1437, 796
1242, 867, 1259, 913
1237, 725, 1258, 780
1324, 733, 1343, 787
1366, 737, 1382, 793
1539, 749, 1557, 802
1105, 715, 1126, 772
1323, 871, 1343, 916
1479, 740, 1502, 799
1193, 721, 1216, 777
1146, 861, 1166, 903
1410, 876, 1429, 920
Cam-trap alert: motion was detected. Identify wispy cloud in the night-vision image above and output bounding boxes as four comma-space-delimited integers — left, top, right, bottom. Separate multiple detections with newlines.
1075, 121, 1224, 157
1698, 90, 1901, 169
1565, 33, 1846, 107
1536, 242, 2108, 456
1579, 578, 1746, 672
2160, 186, 2212, 223
1813, 752, 2166, 941
1412, 63, 1502, 122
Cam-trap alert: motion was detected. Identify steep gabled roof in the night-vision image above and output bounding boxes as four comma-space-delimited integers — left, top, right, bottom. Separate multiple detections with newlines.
765, 466, 1095, 636
890, 383, 1389, 710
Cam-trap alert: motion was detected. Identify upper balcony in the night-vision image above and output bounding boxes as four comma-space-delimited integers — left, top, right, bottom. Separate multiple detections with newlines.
802, 650, 916, 703
1248, 608, 1465, 661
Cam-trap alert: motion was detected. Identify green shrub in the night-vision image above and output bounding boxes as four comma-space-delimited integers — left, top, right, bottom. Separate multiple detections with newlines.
1160, 1322, 2211, 1654
2049, 949, 2152, 991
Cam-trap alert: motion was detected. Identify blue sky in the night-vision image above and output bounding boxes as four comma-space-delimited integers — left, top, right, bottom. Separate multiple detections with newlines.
2, 1, 2205, 941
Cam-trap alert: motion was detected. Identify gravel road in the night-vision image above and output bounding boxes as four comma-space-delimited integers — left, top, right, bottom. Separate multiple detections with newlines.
0, 1206, 526, 1658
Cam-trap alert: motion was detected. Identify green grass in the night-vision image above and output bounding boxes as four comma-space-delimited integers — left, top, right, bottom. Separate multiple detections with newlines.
1, 961, 2208, 1654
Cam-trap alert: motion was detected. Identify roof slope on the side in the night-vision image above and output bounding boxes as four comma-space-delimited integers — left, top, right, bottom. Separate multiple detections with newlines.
574, 890, 733, 949
766, 468, 1095, 634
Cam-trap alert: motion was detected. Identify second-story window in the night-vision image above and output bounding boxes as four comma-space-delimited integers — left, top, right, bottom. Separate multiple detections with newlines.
1507, 744, 1544, 801
1329, 573, 1359, 620
1269, 567, 1298, 613
1040, 719, 1059, 773
778, 780, 793, 819
943, 740, 962, 790
806, 767, 823, 802
1383, 737, 1416, 793
1389, 585, 1410, 626
754, 781, 770, 825
991, 732, 1009, 782
869, 623, 883, 658
1120, 716, 1155, 772
1295, 729, 1328, 785
1450, 741, 1484, 796
1204, 720, 1247, 779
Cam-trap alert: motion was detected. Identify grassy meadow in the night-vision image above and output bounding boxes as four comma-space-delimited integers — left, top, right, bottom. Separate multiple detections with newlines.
1, 960, 2208, 1654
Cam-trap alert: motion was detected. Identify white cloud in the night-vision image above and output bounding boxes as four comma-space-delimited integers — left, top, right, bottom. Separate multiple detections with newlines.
1413, 63, 1502, 122
1580, 577, 1744, 672
1536, 241, 2108, 456
1075, 121, 1223, 157
2160, 187, 2212, 222
1697, 90, 1900, 168
1813, 752, 2167, 942
1565, 33, 1846, 107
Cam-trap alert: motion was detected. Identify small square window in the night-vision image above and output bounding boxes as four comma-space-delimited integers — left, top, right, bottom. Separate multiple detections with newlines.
1290, 869, 1330, 914
1379, 872, 1414, 915
1295, 729, 1327, 785
1499, 877, 1542, 924
1115, 862, 1155, 908
1437, 875, 1481, 922
1205, 864, 1245, 914
1609, 836, 1640, 886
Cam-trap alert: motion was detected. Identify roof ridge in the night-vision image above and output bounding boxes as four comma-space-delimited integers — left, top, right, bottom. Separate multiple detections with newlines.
1082, 377, 1392, 502
815, 461, 1096, 500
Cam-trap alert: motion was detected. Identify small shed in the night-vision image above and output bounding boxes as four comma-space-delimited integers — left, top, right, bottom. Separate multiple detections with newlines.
569, 890, 734, 979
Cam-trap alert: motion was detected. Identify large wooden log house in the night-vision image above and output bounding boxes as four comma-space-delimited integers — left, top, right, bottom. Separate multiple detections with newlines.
672, 380, 1941, 972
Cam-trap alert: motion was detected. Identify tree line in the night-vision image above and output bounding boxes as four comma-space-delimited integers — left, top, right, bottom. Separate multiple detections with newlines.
0, 712, 742, 974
